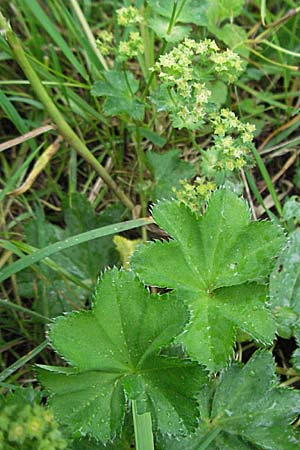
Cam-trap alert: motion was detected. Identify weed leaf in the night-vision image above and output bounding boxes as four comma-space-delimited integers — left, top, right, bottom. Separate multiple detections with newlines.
132, 190, 285, 370
161, 351, 300, 450
37, 269, 206, 442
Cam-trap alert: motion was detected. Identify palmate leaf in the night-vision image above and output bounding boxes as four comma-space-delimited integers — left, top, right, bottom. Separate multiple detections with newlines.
132, 190, 285, 371
161, 351, 300, 450
37, 269, 206, 442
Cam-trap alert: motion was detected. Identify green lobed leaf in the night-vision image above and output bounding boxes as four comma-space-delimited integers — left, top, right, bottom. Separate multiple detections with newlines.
91, 70, 144, 121
210, 23, 249, 58
132, 190, 285, 370
148, 15, 191, 42
161, 351, 300, 450
269, 229, 300, 338
148, 0, 210, 26
37, 269, 206, 442
206, 0, 245, 26
146, 149, 195, 201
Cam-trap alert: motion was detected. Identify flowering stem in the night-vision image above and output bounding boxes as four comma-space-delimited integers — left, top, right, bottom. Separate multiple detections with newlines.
0, 10, 135, 211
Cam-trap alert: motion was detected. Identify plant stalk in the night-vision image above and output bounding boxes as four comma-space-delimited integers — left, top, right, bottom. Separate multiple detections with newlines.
0, 11, 134, 211
132, 400, 155, 450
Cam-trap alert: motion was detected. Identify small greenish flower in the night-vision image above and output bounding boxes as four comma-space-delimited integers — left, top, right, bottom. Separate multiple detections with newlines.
206, 109, 255, 172
210, 49, 243, 82
174, 177, 216, 212
0, 395, 69, 449
118, 31, 144, 60
117, 6, 143, 26
152, 38, 243, 130
96, 30, 114, 56
8, 423, 25, 443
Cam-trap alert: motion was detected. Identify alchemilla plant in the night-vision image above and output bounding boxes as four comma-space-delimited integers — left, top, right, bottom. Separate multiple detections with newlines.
37, 191, 300, 449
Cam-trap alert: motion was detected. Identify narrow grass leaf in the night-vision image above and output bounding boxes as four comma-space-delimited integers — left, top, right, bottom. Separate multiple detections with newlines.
0, 218, 152, 283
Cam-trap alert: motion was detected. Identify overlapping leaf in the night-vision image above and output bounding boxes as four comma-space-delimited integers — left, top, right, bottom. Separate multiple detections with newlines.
132, 190, 285, 370
37, 269, 206, 442
161, 351, 300, 450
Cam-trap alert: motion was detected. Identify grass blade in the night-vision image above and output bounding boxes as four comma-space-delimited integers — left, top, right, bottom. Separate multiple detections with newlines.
0, 217, 153, 282
21, 0, 89, 80
0, 340, 48, 382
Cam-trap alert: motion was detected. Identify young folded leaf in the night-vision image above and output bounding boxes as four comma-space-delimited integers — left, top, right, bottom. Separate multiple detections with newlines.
37, 269, 206, 442
132, 190, 285, 371
161, 351, 300, 450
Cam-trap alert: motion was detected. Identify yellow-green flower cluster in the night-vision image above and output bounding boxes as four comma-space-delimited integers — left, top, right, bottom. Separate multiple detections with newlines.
0, 403, 68, 450
153, 38, 243, 130
208, 109, 255, 171
118, 31, 144, 60
96, 30, 113, 56
210, 49, 243, 82
174, 178, 216, 212
116, 6, 143, 26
